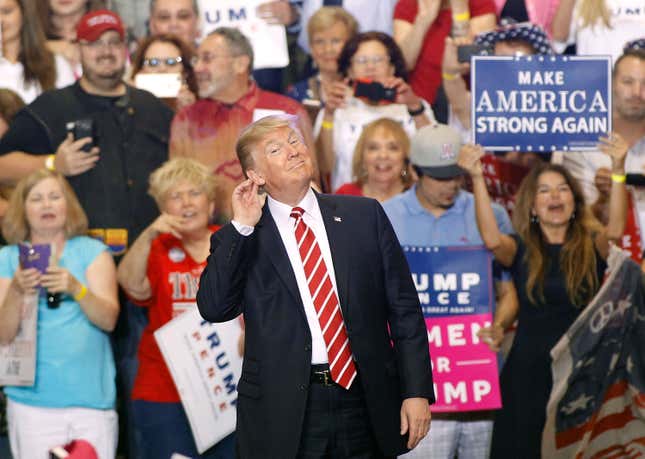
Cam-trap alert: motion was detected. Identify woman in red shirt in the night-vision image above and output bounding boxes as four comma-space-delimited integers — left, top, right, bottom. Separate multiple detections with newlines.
336, 117, 413, 202
117, 158, 234, 459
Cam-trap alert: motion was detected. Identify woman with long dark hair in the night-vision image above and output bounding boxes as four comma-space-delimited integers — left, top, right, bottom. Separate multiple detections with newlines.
0, 0, 75, 103
459, 135, 628, 458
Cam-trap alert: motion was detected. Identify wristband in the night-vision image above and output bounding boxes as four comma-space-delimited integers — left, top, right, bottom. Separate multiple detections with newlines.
321, 120, 333, 130
442, 72, 459, 81
452, 11, 471, 22
611, 173, 626, 183
407, 104, 425, 117
45, 155, 56, 171
74, 284, 88, 301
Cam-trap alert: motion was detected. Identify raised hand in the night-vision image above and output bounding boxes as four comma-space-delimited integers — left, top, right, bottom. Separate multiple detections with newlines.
457, 144, 485, 177
322, 79, 350, 114
598, 132, 628, 172
256, 0, 297, 25
232, 179, 267, 227
149, 213, 186, 240
54, 133, 100, 176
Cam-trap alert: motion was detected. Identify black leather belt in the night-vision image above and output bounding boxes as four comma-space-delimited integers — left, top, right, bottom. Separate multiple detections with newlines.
310, 364, 334, 386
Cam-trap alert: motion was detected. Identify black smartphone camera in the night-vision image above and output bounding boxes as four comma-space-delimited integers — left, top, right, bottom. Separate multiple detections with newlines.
626, 173, 645, 187
66, 119, 95, 153
353, 79, 397, 104
457, 44, 494, 63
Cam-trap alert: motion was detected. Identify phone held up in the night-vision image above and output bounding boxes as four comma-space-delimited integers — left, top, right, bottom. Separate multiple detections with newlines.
66, 119, 95, 153
352, 78, 397, 105
457, 44, 494, 63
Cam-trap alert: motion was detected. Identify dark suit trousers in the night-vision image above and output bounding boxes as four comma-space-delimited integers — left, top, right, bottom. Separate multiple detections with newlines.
296, 372, 393, 459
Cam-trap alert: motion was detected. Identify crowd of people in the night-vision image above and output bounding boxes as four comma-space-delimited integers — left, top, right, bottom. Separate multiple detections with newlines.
0, 0, 643, 458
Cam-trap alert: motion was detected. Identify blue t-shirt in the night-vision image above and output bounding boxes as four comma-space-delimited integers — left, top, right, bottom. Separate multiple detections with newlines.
383, 187, 514, 281
0, 236, 115, 409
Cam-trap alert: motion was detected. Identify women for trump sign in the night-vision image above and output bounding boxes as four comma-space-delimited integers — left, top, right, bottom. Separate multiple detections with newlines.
404, 245, 501, 412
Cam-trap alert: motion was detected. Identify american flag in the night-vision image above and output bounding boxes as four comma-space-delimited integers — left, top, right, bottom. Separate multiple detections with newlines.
543, 247, 645, 458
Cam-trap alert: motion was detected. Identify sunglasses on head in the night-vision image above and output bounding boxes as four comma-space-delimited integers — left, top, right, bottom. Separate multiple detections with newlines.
143, 56, 183, 67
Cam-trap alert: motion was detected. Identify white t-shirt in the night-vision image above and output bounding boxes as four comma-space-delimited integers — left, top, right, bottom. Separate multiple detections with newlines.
315, 96, 435, 192
0, 54, 75, 103
553, 136, 645, 240
555, 0, 645, 62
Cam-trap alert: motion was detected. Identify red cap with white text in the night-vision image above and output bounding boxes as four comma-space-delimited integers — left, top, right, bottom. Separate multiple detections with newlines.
76, 10, 125, 42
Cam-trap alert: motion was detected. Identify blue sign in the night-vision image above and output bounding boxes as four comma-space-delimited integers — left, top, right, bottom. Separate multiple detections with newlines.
471, 55, 611, 152
404, 245, 494, 318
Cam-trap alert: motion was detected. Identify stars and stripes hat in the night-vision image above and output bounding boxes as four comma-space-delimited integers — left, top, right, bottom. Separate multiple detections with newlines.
624, 38, 645, 51
475, 22, 553, 56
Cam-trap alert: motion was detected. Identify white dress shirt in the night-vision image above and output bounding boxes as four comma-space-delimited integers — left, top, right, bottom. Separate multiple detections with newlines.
232, 189, 341, 364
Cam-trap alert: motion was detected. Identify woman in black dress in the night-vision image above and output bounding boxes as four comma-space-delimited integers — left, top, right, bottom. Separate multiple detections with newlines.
457, 136, 628, 458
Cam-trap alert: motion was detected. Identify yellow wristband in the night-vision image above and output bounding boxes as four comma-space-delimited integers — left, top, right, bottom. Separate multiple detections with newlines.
45, 155, 56, 171
452, 11, 471, 22
74, 284, 88, 301
321, 120, 333, 130
611, 173, 626, 183
442, 72, 460, 81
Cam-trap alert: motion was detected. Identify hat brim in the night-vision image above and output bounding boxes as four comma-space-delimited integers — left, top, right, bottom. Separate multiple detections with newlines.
417, 164, 464, 179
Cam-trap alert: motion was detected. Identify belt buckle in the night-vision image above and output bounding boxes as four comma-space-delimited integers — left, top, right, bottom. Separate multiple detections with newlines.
316, 370, 333, 386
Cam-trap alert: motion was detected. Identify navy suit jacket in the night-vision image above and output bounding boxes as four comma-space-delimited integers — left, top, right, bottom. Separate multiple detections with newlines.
197, 192, 434, 458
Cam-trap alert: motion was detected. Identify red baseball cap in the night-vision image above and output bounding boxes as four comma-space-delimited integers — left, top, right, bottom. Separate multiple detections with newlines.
76, 9, 125, 42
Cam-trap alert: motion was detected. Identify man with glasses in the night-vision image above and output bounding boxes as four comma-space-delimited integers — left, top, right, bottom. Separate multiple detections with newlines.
169, 26, 315, 224
0, 9, 173, 459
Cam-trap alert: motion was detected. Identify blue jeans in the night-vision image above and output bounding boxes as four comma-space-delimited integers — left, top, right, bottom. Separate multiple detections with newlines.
132, 400, 235, 459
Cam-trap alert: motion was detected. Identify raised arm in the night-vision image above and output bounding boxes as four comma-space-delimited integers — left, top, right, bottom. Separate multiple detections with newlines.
593, 133, 628, 259
458, 144, 517, 267
441, 36, 472, 129
197, 179, 265, 322
117, 213, 184, 301
392, 0, 441, 70
551, 0, 576, 42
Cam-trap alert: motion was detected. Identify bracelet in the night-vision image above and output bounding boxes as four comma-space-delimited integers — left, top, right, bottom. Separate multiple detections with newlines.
442, 72, 460, 81
611, 173, 626, 183
407, 104, 425, 117
321, 120, 333, 130
74, 284, 88, 301
45, 154, 56, 171
452, 11, 471, 22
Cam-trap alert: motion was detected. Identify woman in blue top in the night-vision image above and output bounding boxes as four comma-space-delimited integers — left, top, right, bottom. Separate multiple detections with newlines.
0, 169, 119, 459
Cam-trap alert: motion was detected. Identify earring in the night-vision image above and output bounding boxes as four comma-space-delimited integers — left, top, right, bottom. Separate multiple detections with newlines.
531, 214, 538, 223
570, 210, 576, 220
401, 168, 407, 178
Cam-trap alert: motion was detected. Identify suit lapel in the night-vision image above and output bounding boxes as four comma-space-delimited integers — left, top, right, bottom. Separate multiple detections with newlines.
256, 204, 305, 311
317, 194, 351, 314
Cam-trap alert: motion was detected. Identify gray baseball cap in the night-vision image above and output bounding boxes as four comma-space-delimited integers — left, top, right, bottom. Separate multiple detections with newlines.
410, 124, 464, 179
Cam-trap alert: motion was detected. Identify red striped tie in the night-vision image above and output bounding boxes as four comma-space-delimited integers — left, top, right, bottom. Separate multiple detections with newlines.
291, 207, 357, 389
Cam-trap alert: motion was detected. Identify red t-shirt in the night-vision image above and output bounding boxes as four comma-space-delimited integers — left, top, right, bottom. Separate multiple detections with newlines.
335, 182, 364, 196
131, 225, 221, 402
394, 0, 496, 103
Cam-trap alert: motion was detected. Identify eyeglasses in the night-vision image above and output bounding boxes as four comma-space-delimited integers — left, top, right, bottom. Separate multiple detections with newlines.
352, 55, 389, 67
191, 53, 237, 66
143, 56, 183, 68
80, 38, 124, 50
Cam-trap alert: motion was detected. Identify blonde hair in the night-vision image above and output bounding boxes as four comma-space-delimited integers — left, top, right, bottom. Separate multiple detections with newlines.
351, 118, 412, 187
577, 0, 611, 29
307, 6, 358, 44
2, 169, 88, 244
148, 158, 217, 208
512, 164, 602, 307
236, 114, 302, 176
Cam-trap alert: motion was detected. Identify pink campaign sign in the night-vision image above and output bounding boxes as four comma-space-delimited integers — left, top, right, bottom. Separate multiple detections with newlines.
426, 313, 502, 412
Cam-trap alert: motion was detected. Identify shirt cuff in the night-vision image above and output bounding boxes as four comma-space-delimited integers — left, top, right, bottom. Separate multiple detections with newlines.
231, 220, 255, 236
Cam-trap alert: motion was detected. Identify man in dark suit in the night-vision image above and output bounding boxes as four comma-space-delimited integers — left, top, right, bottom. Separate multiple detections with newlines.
197, 114, 434, 458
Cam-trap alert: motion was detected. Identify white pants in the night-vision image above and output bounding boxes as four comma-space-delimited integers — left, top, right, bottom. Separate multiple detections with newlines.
7, 398, 118, 459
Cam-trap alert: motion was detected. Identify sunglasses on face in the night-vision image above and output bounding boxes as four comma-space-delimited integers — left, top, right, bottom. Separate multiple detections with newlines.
142, 56, 183, 67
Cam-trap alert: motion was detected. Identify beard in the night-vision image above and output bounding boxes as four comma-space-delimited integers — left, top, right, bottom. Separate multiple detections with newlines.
82, 56, 126, 92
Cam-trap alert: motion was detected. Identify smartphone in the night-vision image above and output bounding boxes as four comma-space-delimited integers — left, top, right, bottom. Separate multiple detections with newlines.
457, 44, 494, 63
135, 73, 182, 98
66, 119, 94, 153
626, 173, 645, 187
353, 79, 397, 104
